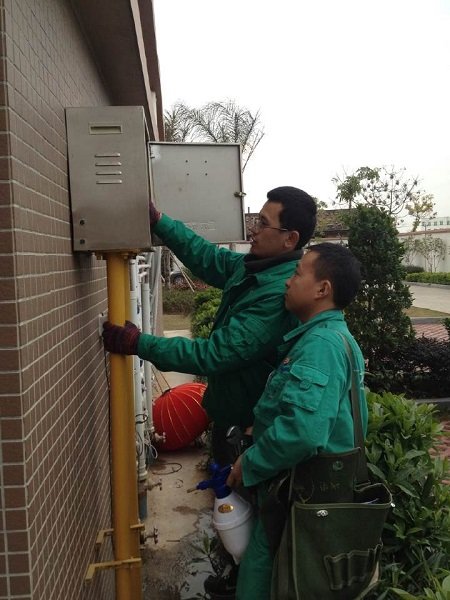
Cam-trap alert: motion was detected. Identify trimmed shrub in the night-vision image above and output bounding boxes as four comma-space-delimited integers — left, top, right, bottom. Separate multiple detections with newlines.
191, 289, 222, 339
346, 206, 414, 374
406, 272, 450, 285
367, 336, 450, 399
403, 265, 425, 274
193, 287, 222, 311
365, 392, 450, 598
162, 288, 197, 315
162, 287, 223, 317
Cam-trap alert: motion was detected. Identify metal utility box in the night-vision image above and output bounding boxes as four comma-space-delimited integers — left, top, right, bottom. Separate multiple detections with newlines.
66, 106, 152, 252
149, 143, 245, 243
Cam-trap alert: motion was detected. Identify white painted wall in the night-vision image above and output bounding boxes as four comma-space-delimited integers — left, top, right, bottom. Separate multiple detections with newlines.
399, 229, 450, 272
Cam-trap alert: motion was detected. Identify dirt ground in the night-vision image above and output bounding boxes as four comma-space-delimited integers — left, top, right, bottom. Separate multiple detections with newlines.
142, 446, 217, 600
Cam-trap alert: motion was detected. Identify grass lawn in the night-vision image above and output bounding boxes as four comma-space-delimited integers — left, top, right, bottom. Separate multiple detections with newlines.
406, 306, 450, 318
163, 313, 192, 331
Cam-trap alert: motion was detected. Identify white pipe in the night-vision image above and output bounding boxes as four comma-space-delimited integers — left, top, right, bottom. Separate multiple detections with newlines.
129, 259, 147, 482
150, 247, 161, 326
141, 253, 154, 433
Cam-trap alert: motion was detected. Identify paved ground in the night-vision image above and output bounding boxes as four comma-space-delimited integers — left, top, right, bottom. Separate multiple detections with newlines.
408, 283, 449, 341
413, 322, 449, 341
408, 283, 450, 314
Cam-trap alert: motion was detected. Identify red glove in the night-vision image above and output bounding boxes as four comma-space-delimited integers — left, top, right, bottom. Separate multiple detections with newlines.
102, 320, 141, 355
149, 198, 161, 226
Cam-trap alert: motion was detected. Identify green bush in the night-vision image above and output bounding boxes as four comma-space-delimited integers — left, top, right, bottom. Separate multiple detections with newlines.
191, 290, 222, 339
162, 288, 197, 315
403, 265, 425, 274
392, 573, 450, 599
365, 392, 450, 598
346, 206, 414, 374
405, 272, 450, 285
367, 337, 450, 399
193, 287, 222, 310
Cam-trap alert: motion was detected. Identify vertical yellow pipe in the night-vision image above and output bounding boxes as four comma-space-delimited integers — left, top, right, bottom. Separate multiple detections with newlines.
106, 253, 141, 600
122, 258, 143, 600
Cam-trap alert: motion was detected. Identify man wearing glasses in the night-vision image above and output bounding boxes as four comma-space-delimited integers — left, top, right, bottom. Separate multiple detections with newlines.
103, 186, 317, 466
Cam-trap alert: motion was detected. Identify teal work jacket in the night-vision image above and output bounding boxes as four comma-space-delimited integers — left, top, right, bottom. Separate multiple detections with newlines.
242, 310, 367, 487
137, 214, 300, 428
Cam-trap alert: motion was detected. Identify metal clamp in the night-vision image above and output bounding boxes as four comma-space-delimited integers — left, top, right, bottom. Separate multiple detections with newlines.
85, 557, 141, 582
141, 526, 159, 545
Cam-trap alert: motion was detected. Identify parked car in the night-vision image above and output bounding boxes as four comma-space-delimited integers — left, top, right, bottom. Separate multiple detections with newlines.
170, 270, 187, 288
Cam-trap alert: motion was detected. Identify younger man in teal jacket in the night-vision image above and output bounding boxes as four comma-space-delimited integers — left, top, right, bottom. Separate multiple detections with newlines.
226, 242, 366, 600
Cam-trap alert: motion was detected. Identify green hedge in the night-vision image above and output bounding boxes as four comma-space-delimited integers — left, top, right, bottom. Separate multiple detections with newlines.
403, 264, 425, 274
406, 272, 450, 285
191, 288, 222, 339
162, 288, 197, 315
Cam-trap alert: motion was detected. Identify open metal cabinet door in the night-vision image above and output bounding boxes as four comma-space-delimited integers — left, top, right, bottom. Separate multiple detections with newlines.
148, 142, 246, 244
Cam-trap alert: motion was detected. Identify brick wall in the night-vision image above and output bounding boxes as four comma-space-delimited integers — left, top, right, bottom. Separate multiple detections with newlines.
1, 0, 116, 598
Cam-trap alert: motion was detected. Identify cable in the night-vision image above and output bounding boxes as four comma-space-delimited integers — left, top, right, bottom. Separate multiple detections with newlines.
102, 348, 114, 551
136, 429, 145, 458
151, 462, 183, 475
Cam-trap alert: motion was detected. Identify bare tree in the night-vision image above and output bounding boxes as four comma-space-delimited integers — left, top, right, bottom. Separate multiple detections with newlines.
333, 166, 435, 228
414, 236, 446, 272
407, 194, 435, 231
402, 236, 420, 266
163, 101, 193, 142
163, 99, 265, 171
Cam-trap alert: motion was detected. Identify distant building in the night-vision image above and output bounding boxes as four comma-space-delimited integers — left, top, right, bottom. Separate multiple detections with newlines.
420, 216, 450, 230
244, 208, 350, 241
315, 209, 351, 238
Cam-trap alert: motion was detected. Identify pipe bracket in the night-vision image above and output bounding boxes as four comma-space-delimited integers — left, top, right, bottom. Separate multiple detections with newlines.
95, 528, 114, 548
85, 557, 141, 582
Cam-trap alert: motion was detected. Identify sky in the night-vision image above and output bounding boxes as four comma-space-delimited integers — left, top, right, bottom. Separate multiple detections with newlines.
153, 0, 450, 227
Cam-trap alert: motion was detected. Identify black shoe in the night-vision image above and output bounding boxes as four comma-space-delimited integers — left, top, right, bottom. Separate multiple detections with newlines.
204, 562, 238, 598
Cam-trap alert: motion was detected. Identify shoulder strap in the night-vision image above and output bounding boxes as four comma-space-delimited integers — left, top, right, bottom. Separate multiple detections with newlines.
338, 333, 369, 485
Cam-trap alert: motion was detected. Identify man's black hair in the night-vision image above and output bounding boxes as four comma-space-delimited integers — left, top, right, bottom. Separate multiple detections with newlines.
309, 242, 361, 309
266, 186, 317, 249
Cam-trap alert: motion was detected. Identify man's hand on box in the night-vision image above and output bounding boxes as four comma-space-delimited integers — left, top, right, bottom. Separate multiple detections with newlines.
149, 198, 161, 226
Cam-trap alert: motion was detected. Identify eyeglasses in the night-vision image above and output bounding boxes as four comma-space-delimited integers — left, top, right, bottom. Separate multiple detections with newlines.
251, 217, 289, 233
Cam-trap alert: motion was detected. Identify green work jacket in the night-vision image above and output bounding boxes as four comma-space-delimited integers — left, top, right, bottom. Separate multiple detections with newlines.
242, 310, 367, 487
137, 214, 300, 428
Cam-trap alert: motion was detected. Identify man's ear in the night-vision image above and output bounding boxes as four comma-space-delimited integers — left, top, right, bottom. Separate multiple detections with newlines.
286, 230, 300, 250
317, 280, 332, 299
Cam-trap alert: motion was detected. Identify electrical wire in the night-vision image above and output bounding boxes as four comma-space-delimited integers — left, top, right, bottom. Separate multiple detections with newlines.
151, 462, 183, 476
103, 348, 114, 551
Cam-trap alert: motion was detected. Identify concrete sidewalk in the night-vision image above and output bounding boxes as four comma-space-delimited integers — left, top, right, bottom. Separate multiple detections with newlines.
408, 283, 450, 314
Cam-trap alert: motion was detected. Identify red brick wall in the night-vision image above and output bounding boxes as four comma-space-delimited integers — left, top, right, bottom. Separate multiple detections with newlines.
0, 1, 116, 598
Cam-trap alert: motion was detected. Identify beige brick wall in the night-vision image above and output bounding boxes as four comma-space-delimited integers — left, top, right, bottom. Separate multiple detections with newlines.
0, 0, 117, 598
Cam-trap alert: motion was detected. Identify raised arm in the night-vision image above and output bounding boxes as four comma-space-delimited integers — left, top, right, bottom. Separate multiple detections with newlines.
154, 214, 243, 289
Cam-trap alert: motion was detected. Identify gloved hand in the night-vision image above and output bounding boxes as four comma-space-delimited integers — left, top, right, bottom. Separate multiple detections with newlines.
149, 198, 161, 226
102, 320, 141, 355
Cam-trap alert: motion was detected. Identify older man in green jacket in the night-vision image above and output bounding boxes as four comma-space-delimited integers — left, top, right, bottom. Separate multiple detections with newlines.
103, 186, 317, 465
226, 242, 367, 600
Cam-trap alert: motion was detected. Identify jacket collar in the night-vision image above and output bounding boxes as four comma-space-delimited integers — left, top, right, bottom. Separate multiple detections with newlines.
283, 309, 344, 342
243, 249, 303, 274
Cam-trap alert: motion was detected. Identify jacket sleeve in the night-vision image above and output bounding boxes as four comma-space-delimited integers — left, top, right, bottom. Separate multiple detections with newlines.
153, 214, 243, 289
241, 336, 349, 487
137, 295, 291, 375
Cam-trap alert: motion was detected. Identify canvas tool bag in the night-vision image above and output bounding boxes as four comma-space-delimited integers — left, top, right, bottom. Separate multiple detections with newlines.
268, 337, 393, 600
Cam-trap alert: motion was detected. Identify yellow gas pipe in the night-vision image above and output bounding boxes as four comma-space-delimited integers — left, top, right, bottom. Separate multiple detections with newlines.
106, 253, 142, 600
